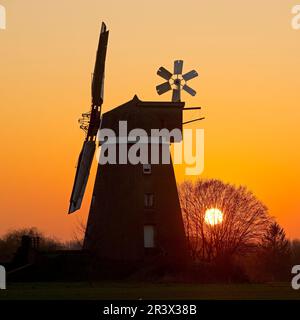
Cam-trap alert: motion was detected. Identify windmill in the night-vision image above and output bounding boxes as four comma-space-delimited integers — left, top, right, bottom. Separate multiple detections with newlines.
67, 23, 204, 276
156, 60, 198, 102
68, 22, 109, 214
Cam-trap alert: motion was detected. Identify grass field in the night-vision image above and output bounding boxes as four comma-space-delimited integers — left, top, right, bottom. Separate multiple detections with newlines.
0, 282, 299, 300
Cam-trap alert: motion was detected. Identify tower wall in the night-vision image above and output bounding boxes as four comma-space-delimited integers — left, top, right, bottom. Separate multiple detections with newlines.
83, 97, 188, 274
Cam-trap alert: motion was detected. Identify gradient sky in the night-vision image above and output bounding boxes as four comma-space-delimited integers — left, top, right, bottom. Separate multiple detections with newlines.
0, 0, 299, 240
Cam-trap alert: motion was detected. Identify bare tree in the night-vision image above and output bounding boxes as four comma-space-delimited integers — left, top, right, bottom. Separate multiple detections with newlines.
69, 218, 86, 249
178, 179, 272, 262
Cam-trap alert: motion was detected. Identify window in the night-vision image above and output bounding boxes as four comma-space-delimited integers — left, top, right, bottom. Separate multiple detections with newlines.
144, 193, 154, 208
144, 225, 155, 248
143, 164, 152, 175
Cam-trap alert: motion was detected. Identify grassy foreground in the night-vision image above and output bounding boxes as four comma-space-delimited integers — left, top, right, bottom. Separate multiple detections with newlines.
0, 282, 299, 300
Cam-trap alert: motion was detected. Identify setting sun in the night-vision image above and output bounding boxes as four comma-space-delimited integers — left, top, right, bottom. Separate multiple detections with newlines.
204, 208, 223, 226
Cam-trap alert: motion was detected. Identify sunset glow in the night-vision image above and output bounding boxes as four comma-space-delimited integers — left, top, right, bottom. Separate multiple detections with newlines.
0, 1, 299, 240
204, 208, 223, 226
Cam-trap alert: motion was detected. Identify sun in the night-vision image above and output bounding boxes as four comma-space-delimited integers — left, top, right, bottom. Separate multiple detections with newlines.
204, 208, 223, 226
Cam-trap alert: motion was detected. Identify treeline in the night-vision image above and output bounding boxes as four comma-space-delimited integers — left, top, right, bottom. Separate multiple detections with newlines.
0, 179, 298, 283
0, 227, 81, 263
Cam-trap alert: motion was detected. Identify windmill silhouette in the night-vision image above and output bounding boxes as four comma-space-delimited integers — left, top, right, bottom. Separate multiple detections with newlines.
68, 23, 203, 275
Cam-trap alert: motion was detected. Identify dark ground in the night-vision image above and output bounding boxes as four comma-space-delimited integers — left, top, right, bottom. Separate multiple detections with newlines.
0, 282, 299, 300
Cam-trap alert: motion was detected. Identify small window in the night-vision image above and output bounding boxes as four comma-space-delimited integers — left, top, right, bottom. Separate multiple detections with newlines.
143, 164, 152, 175
144, 193, 154, 208
144, 225, 155, 248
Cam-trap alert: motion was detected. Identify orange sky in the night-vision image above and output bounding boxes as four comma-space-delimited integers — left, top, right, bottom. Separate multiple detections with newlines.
0, 0, 299, 240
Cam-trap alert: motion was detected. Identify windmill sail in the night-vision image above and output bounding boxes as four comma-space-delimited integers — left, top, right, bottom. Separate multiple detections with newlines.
68, 22, 109, 214
68, 141, 96, 213
92, 22, 109, 106
156, 60, 198, 102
